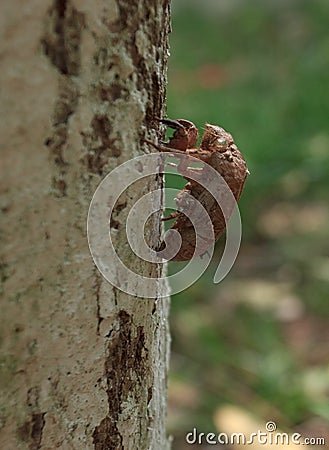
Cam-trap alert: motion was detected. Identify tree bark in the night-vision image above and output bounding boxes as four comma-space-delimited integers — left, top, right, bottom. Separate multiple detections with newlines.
0, 1, 171, 449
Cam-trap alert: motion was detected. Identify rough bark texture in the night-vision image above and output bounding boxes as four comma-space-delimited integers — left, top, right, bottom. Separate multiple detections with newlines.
0, 1, 171, 449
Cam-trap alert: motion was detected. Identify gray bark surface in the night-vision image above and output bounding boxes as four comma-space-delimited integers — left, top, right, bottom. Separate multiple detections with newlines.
0, 1, 171, 448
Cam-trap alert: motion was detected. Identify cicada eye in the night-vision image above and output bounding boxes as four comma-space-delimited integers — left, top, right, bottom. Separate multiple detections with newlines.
216, 137, 227, 146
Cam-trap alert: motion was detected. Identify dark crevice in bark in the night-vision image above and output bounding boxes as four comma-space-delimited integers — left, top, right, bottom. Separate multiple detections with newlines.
93, 311, 151, 450
41, 0, 85, 196
30, 413, 46, 450
18, 386, 46, 450
82, 114, 121, 175
41, 0, 85, 76
116, 0, 139, 32
18, 413, 46, 450
94, 271, 102, 335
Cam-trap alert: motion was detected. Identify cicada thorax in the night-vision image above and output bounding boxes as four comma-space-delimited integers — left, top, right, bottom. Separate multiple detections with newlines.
167, 136, 247, 261
208, 143, 248, 201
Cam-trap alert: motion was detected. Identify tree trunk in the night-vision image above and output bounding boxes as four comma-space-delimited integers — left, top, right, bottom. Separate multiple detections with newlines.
0, 1, 171, 449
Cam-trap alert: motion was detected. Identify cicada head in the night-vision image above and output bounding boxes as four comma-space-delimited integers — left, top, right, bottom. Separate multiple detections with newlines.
155, 117, 199, 150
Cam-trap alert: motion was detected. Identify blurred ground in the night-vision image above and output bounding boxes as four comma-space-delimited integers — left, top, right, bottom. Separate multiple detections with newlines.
165, 0, 329, 448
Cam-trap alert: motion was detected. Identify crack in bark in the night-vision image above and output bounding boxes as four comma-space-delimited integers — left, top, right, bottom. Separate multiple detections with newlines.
18, 413, 46, 450
18, 387, 46, 449
41, 0, 85, 196
93, 310, 151, 450
94, 270, 102, 335
41, 0, 85, 76
81, 115, 121, 175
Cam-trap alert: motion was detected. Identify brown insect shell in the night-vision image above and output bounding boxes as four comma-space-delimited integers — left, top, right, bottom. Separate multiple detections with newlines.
162, 119, 199, 151
161, 123, 248, 262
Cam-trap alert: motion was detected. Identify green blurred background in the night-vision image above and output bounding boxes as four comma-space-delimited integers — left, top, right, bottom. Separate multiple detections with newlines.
165, 0, 329, 448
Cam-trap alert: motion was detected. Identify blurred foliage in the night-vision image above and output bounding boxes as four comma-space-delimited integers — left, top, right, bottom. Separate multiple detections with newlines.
166, 1, 329, 448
